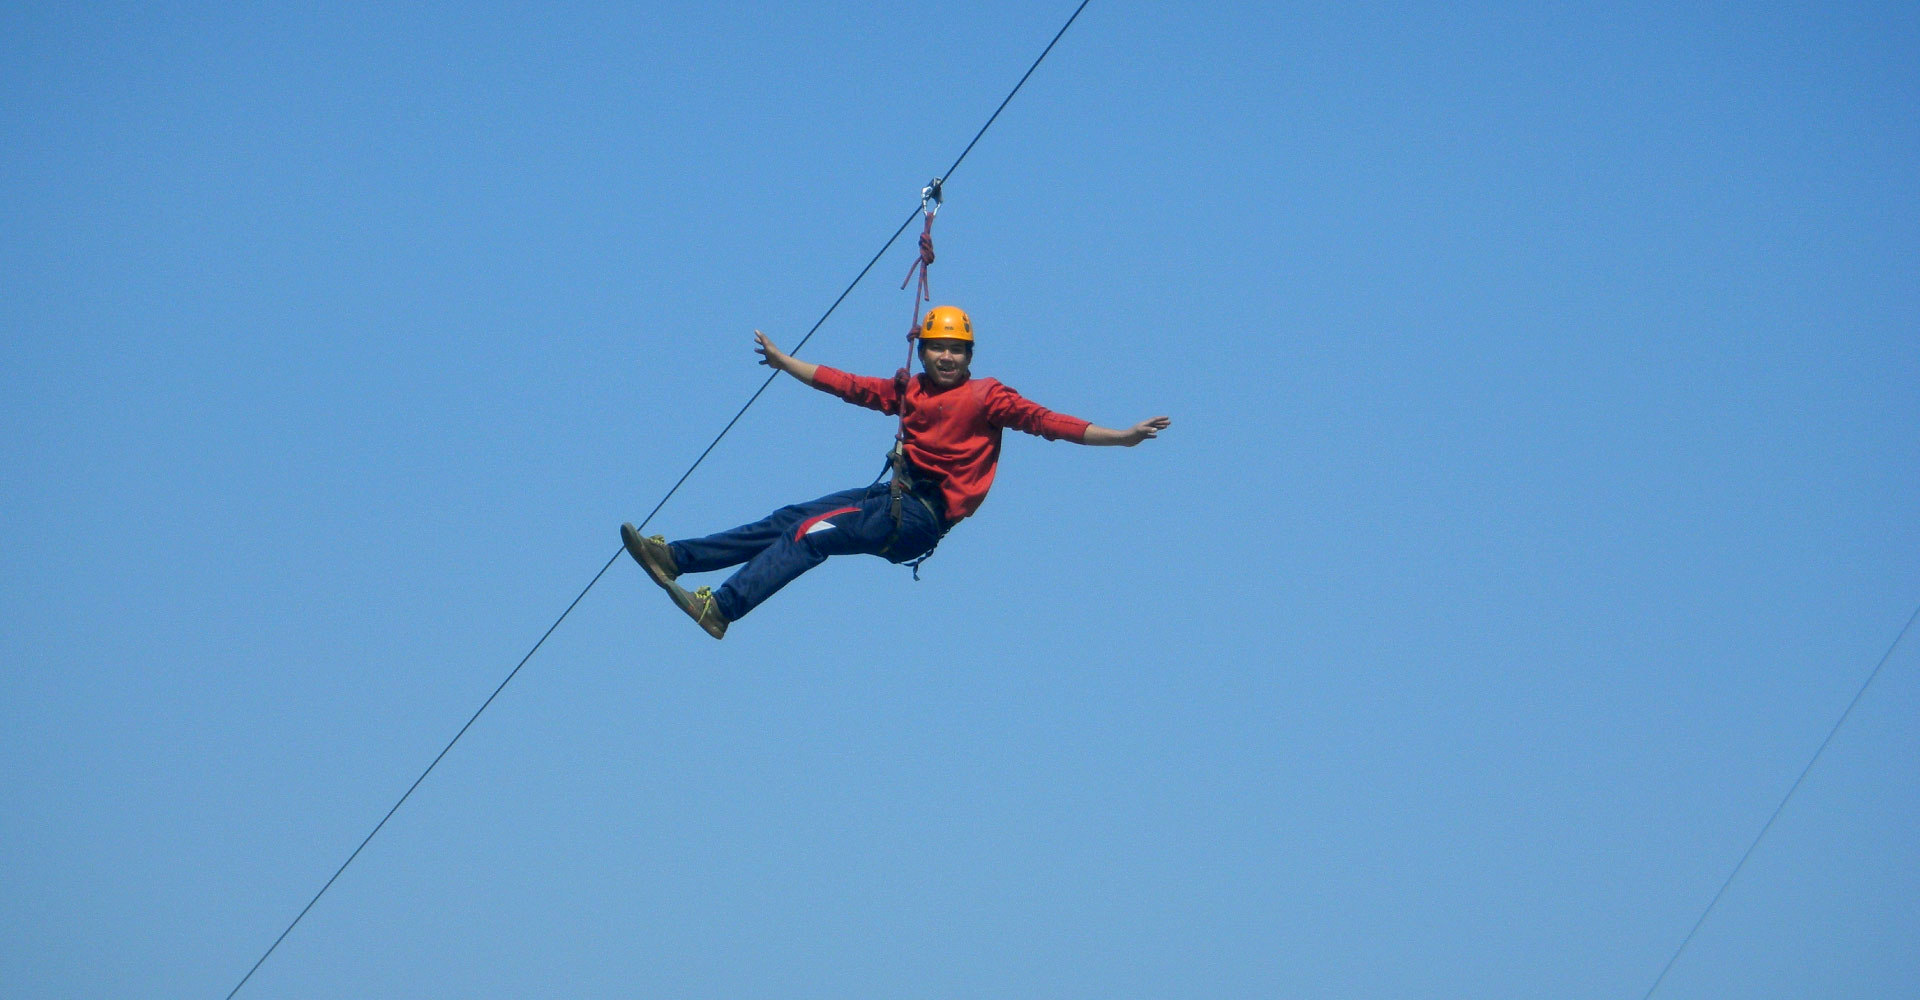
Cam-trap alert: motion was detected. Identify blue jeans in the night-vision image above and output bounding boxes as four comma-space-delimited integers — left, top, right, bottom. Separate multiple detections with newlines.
669, 482, 947, 621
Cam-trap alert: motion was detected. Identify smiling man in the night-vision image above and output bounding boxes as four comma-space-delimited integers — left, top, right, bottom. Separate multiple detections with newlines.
621, 305, 1171, 639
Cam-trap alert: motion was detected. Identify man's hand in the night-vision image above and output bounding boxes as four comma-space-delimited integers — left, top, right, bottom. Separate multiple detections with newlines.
753, 330, 789, 369
754, 330, 818, 385
1126, 416, 1173, 444
1082, 416, 1172, 447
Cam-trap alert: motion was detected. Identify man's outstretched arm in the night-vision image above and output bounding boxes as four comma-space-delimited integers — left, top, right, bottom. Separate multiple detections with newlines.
757, 330, 902, 414
1080, 416, 1172, 447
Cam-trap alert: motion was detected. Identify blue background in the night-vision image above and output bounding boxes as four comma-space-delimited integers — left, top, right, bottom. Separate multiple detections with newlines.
4, 3, 1915, 997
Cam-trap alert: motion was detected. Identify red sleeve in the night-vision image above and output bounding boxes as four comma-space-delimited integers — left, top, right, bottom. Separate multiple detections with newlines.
810, 365, 900, 415
980, 380, 1091, 442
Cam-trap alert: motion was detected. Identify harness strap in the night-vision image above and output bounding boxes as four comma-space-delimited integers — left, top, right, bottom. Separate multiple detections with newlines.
876, 447, 949, 578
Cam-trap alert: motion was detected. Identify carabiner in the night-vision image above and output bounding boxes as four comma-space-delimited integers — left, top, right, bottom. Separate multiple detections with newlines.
920, 177, 944, 217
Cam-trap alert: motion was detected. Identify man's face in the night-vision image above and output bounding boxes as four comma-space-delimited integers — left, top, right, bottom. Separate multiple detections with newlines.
919, 338, 972, 389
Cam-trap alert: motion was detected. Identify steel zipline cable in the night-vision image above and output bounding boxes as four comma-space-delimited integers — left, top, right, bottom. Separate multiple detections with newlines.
1640, 600, 1920, 998
223, 3, 1094, 997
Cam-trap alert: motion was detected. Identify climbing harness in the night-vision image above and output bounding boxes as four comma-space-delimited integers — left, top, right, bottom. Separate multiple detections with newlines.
875, 445, 948, 578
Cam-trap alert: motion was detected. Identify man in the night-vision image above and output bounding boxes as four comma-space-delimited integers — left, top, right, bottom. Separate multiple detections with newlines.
622, 305, 1171, 638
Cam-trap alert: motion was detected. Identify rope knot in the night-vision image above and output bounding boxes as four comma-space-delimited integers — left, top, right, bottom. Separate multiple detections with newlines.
900, 209, 936, 299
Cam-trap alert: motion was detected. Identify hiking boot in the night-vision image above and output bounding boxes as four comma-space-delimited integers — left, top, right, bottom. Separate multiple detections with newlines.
621, 523, 679, 589
668, 583, 728, 639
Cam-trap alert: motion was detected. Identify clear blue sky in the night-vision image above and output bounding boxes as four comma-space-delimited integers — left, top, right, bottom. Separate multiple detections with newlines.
4, 3, 1915, 997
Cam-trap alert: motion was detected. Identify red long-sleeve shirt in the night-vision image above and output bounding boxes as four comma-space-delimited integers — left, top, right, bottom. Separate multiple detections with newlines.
810, 365, 1092, 521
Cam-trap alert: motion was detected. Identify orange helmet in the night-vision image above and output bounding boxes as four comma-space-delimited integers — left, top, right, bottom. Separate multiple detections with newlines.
921, 305, 973, 342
